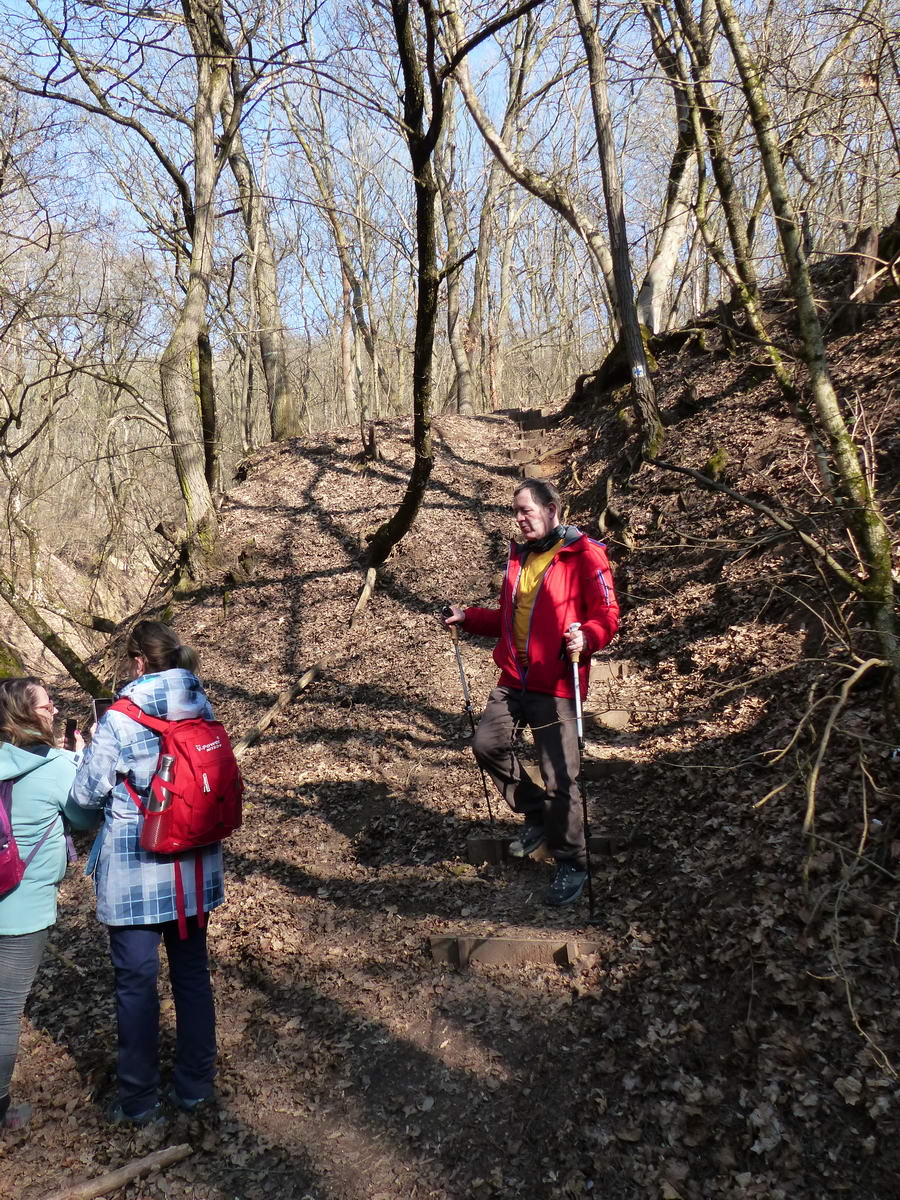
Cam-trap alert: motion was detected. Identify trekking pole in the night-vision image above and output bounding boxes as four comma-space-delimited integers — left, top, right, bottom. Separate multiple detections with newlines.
568, 623, 596, 918
441, 606, 496, 830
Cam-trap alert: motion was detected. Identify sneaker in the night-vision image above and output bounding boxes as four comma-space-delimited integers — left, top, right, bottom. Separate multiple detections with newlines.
508, 824, 547, 858
546, 862, 588, 906
106, 1101, 165, 1127
1, 1102, 32, 1130
169, 1089, 212, 1113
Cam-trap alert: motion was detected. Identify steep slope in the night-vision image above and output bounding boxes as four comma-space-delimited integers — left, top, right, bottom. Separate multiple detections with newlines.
3, 298, 899, 1200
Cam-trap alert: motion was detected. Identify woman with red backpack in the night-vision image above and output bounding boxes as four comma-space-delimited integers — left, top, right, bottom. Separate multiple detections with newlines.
69, 622, 229, 1127
0, 678, 95, 1131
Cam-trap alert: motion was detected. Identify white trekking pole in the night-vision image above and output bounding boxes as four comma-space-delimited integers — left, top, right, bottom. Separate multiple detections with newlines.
568, 623, 595, 917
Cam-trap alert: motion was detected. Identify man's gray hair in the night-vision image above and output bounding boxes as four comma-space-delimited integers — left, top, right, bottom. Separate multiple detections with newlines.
514, 477, 561, 511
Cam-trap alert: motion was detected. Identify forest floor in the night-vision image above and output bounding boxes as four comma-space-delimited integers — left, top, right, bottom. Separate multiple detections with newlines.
2, 294, 899, 1200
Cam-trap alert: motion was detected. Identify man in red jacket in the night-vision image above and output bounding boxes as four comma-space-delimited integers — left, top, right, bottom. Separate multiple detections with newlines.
445, 478, 618, 905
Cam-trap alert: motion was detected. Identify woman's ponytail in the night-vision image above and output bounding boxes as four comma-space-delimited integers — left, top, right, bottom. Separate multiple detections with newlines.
126, 621, 200, 675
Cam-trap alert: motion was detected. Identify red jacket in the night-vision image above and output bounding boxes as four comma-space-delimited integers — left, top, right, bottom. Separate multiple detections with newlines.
463, 527, 618, 700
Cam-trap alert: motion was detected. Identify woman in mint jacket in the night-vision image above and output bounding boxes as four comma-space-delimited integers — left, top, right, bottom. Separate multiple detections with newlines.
0, 677, 95, 1130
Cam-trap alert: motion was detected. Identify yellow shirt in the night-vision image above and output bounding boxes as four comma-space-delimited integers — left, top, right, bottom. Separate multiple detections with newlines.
513, 540, 563, 663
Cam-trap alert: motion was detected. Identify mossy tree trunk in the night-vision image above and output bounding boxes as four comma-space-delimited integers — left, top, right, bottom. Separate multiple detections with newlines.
0, 572, 105, 695
667, 0, 795, 396
159, 0, 235, 574
715, 0, 899, 727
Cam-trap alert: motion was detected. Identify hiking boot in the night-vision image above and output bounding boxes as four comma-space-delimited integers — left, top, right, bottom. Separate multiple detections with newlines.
169, 1089, 213, 1113
508, 824, 546, 858
106, 1101, 166, 1128
546, 862, 588, 906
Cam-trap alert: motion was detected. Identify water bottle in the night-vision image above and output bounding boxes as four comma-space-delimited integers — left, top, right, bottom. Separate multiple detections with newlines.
142, 754, 175, 852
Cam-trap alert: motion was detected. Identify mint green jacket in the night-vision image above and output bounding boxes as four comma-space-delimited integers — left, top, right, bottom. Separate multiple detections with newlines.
0, 743, 96, 936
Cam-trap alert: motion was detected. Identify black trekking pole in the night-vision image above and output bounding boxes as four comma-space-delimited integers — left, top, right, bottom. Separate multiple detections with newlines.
568, 623, 596, 918
441, 606, 496, 830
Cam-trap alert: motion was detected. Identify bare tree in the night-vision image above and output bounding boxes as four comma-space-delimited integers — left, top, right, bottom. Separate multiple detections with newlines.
442, 0, 619, 314
636, 3, 698, 332
571, 0, 663, 455
434, 83, 475, 415
354, 0, 444, 602
221, 91, 302, 442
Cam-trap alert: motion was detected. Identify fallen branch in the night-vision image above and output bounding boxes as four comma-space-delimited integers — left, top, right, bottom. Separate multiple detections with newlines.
233, 667, 320, 759
803, 658, 886, 834
40, 1143, 192, 1200
46, 942, 86, 976
350, 566, 377, 627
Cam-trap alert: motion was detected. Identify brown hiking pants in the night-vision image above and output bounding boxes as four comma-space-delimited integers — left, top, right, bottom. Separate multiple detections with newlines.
472, 686, 586, 867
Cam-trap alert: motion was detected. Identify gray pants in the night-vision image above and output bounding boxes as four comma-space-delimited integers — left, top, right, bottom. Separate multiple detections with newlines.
0, 928, 48, 1111
472, 686, 586, 867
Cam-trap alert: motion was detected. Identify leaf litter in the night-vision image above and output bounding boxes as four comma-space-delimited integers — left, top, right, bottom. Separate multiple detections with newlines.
2, 294, 899, 1199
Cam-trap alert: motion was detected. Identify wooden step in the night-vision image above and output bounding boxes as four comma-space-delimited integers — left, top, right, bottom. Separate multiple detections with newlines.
466, 831, 624, 864
430, 935, 601, 968
590, 659, 634, 681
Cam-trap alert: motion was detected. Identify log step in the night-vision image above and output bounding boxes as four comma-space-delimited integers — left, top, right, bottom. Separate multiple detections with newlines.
466, 832, 621, 865
430, 935, 601, 967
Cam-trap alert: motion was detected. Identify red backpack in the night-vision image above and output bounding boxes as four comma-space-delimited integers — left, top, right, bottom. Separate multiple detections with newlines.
110, 698, 243, 936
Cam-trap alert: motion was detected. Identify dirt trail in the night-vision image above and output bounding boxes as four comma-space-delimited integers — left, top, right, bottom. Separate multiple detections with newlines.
3, 392, 898, 1199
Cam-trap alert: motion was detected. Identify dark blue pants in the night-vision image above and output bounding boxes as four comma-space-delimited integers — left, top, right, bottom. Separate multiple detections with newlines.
107, 918, 215, 1117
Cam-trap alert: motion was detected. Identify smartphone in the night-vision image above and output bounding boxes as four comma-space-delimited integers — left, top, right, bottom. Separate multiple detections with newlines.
92, 698, 113, 724
63, 719, 78, 751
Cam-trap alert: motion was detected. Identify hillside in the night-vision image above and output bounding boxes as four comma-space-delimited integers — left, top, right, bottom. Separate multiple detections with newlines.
2, 294, 898, 1200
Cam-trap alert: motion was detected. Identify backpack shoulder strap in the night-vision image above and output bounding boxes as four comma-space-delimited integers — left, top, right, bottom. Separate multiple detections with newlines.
108, 699, 168, 817
109, 697, 170, 734
0, 775, 58, 867
0, 777, 13, 822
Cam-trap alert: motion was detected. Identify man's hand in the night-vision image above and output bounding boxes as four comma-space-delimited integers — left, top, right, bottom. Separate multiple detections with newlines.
443, 604, 465, 626
564, 622, 585, 655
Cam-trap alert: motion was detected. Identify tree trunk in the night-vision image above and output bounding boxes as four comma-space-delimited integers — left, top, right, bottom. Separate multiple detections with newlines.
360, 0, 440, 580
193, 324, 219, 494
435, 88, 474, 416
491, 185, 517, 408
669, 0, 792, 391
636, 5, 697, 332
222, 102, 301, 440
340, 269, 357, 424
571, 0, 663, 456
158, 0, 233, 569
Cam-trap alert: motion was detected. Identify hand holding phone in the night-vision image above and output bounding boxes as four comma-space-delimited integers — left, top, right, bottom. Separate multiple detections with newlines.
92, 698, 113, 725
63, 719, 78, 751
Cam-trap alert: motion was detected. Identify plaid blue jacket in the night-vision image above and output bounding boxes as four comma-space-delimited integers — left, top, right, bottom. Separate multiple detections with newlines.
69, 669, 225, 927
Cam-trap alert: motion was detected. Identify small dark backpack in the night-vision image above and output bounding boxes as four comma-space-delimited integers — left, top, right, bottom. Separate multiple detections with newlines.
0, 778, 57, 898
